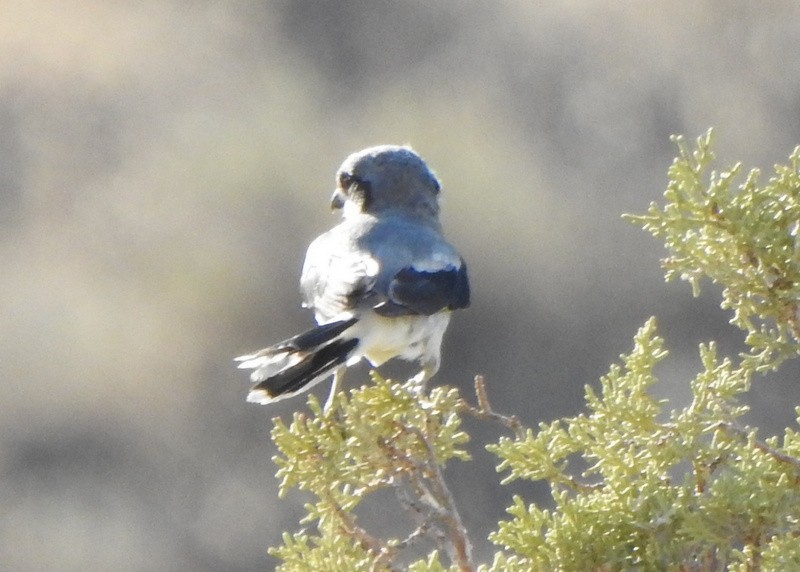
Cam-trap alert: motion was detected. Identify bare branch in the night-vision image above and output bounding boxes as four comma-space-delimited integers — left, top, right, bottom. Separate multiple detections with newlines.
326, 495, 400, 571
377, 422, 474, 571
404, 423, 474, 571
391, 490, 434, 552
459, 375, 527, 440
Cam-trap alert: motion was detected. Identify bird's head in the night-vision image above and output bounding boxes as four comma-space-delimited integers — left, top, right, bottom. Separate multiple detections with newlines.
331, 145, 441, 221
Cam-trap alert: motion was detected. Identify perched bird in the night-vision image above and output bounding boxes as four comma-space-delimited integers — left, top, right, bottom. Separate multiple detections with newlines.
235, 145, 470, 406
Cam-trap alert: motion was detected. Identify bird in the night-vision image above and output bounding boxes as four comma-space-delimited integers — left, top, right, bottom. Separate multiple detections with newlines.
235, 145, 470, 407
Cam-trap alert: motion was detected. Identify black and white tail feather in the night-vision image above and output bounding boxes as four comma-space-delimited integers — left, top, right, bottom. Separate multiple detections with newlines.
235, 318, 358, 404
235, 145, 470, 407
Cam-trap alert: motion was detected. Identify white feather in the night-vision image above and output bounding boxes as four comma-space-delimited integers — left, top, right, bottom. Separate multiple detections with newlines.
235, 351, 305, 382
348, 312, 451, 369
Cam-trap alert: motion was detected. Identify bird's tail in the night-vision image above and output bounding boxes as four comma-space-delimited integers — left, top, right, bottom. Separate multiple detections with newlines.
235, 317, 359, 404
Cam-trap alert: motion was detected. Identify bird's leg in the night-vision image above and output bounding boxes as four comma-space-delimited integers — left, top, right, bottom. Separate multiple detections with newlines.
324, 366, 345, 412
409, 360, 439, 395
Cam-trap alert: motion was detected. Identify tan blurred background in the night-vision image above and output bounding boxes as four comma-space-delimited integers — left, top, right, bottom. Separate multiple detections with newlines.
2, 1, 800, 569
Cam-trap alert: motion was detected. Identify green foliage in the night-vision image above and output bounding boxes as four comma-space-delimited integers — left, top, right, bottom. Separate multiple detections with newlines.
626, 131, 800, 370
270, 373, 468, 571
270, 526, 377, 572
270, 134, 800, 571
485, 320, 800, 570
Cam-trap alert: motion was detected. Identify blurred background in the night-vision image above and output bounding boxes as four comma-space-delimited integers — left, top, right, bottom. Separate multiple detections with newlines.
2, 1, 800, 569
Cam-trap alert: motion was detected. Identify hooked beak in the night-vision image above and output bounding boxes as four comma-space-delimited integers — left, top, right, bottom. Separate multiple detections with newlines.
330, 188, 346, 210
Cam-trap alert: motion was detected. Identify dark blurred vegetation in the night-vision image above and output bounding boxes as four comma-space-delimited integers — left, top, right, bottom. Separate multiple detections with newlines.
2, 1, 800, 569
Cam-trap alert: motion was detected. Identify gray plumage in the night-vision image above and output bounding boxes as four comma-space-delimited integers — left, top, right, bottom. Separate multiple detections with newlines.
235, 145, 470, 405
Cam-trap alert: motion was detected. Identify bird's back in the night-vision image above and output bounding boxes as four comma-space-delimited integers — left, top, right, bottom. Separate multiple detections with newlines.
301, 213, 465, 324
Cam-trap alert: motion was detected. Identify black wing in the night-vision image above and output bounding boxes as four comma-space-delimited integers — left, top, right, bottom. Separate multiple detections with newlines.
375, 260, 470, 317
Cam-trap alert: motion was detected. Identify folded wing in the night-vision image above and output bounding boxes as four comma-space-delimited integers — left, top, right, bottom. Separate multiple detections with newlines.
376, 260, 470, 317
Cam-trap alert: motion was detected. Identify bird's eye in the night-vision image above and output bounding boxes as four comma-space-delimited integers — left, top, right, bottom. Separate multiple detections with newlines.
338, 172, 356, 189
337, 171, 372, 209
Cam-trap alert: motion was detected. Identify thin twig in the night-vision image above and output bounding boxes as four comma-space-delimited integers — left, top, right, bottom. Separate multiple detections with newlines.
392, 489, 434, 552
327, 496, 400, 571
378, 423, 474, 571
717, 422, 800, 472
557, 472, 603, 495
379, 435, 452, 533
460, 376, 601, 494
458, 375, 526, 440
378, 437, 451, 552
395, 479, 442, 529
394, 522, 433, 552
403, 423, 474, 571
